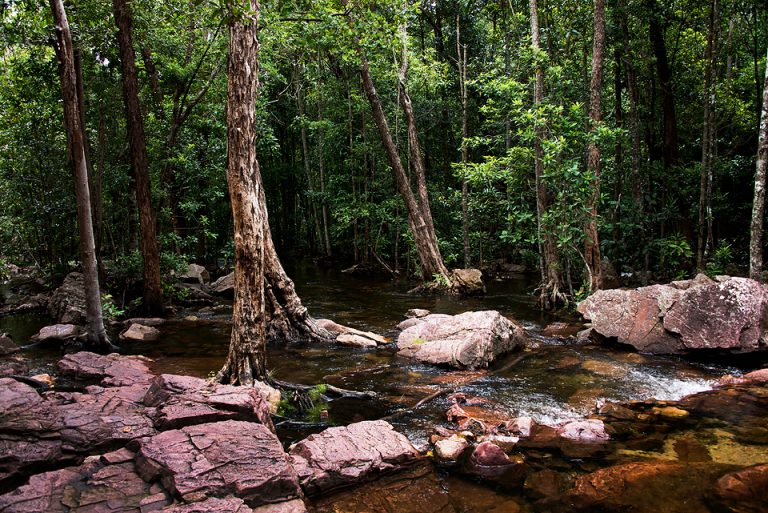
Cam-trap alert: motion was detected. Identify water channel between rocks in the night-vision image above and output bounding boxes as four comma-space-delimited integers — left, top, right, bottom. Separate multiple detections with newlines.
2, 264, 766, 512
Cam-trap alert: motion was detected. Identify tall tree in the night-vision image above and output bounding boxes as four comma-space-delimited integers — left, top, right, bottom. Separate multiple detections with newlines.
217, 0, 267, 385
648, 0, 679, 169
749, 49, 768, 281
49, 0, 111, 351
698, 0, 719, 271
112, 0, 163, 315
584, 0, 606, 291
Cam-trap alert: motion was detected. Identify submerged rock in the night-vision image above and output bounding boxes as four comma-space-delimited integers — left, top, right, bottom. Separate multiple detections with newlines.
463, 441, 527, 488
578, 275, 768, 354
289, 420, 419, 496
397, 310, 529, 369
136, 420, 301, 506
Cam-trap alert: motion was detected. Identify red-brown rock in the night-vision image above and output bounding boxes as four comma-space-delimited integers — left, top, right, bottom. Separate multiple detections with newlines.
289, 420, 420, 496
57, 351, 155, 387
142, 374, 273, 431
135, 420, 301, 506
713, 464, 768, 513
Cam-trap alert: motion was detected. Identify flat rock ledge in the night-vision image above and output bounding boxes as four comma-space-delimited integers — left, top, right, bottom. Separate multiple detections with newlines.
578, 274, 768, 354
136, 420, 302, 507
397, 310, 529, 369
57, 351, 155, 387
289, 420, 420, 496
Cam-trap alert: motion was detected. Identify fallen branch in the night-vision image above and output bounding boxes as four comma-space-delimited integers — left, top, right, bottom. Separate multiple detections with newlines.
270, 378, 377, 400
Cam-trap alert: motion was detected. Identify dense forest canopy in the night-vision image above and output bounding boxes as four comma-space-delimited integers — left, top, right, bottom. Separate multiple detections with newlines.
1, 0, 767, 308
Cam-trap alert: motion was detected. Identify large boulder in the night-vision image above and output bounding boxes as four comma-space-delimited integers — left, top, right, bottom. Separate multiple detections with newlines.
0, 452, 169, 513
119, 323, 161, 342
578, 275, 768, 354
30, 324, 80, 344
57, 351, 155, 387
207, 272, 234, 298
450, 268, 486, 295
180, 263, 210, 285
712, 464, 768, 513
48, 272, 87, 325
142, 374, 275, 430
397, 311, 529, 369
288, 420, 419, 496
135, 420, 301, 506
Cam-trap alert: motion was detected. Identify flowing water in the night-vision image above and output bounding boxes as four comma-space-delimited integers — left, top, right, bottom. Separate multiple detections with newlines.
2, 265, 766, 512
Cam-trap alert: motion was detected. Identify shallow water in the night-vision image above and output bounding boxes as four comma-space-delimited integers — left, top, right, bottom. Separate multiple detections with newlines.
2, 264, 765, 512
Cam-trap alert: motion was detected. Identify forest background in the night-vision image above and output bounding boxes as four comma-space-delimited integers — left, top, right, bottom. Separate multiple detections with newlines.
1, 0, 767, 311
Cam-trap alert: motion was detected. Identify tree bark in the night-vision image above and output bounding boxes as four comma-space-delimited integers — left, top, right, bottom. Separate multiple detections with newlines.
112, 0, 163, 315
217, 0, 267, 385
697, 0, 719, 271
49, 0, 111, 351
530, 0, 565, 307
457, 16, 470, 268
584, 0, 606, 292
749, 48, 768, 281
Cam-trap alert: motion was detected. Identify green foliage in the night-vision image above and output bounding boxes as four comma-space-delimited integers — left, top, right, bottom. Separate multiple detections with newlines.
101, 294, 125, 321
658, 234, 693, 280
705, 242, 733, 277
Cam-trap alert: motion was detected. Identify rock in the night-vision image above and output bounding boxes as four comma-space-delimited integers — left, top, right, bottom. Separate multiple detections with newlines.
48, 272, 87, 324
0, 333, 19, 355
579, 276, 768, 354
251, 499, 309, 513
581, 359, 627, 378
29, 373, 54, 387
315, 319, 388, 346
31, 324, 80, 343
336, 333, 378, 348
406, 308, 431, 318
449, 269, 486, 295
743, 368, 768, 383
463, 441, 527, 487
207, 272, 234, 298
180, 263, 210, 285
136, 420, 301, 506
162, 497, 261, 513
562, 461, 727, 513
524, 469, 566, 501
288, 420, 419, 496
173, 284, 216, 307
542, 322, 583, 339
58, 351, 155, 387
713, 464, 768, 513
119, 323, 161, 342
502, 417, 536, 438
600, 258, 621, 289
396, 317, 423, 331
142, 374, 274, 430
0, 455, 169, 513
556, 419, 610, 442
651, 406, 690, 419
124, 317, 166, 327
397, 311, 529, 369
434, 435, 469, 461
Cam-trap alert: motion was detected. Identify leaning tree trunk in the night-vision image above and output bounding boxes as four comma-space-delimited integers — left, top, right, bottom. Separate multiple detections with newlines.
217, 0, 268, 385
584, 0, 606, 293
50, 0, 111, 351
113, 0, 163, 315
749, 48, 768, 281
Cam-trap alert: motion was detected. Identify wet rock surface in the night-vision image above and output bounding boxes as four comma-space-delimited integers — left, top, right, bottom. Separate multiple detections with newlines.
0, 333, 19, 356
136, 420, 301, 506
119, 323, 161, 342
289, 420, 420, 496
578, 275, 768, 354
397, 310, 529, 369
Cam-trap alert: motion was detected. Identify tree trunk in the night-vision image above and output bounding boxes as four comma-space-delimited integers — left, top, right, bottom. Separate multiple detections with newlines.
697, 0, 719, 271
298, 81, 323, 255
49, 0, 111, 352
530, 0, 565, 307
217, 0, 267, 385
749, 48, 768, 281
584, 0, 606, 292
112, 0, 163, 315
457, 16, 470, 268
648, 0, 679, 169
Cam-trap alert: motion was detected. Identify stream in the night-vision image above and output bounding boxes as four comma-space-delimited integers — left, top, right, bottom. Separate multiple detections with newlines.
2, 264, 766, 512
